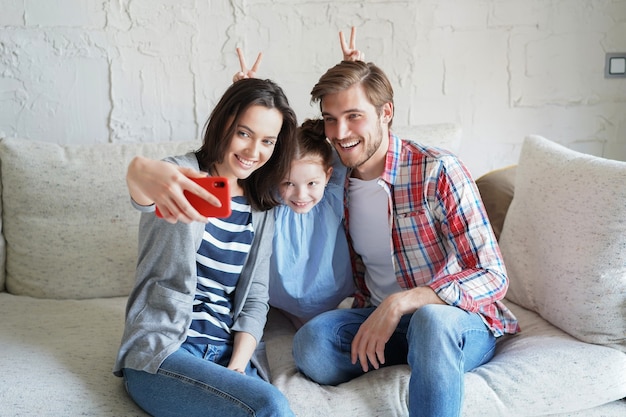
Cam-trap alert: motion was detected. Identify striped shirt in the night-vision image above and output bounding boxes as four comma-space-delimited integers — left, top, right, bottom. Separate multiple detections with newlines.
187, 196, 254, 345
345, 133, 520, 337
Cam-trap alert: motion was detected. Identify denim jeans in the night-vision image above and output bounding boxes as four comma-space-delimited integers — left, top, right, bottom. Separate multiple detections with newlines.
124, 342, 294, 417
292, 304, 496, 417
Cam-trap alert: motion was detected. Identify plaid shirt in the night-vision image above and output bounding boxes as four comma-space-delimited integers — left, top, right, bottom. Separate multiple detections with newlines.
345, 133, 520, 337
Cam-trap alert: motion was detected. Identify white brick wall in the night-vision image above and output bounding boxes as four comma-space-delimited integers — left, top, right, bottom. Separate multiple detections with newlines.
1, 0, 624, 176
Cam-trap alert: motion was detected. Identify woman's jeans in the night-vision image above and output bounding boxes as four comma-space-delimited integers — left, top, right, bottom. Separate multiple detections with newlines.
124, 342, 294, 417
292, 304, 496, 417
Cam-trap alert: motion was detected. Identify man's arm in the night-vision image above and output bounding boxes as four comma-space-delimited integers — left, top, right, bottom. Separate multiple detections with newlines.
426, 156, 509, 312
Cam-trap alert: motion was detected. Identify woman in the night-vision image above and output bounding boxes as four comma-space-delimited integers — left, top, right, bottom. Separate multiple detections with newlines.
113, 78, 298, 417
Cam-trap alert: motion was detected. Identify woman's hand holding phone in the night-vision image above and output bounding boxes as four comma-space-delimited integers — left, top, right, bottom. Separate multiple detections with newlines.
126, 156, 224, 224
160, 176, 231, 219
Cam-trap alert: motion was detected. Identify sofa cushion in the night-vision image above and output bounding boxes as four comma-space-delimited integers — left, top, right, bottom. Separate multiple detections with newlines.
265, 303, 626, 416
498, 135, 626, 352
0, 138, 199, 299
475, 165, 517, 241
0, 293, 148, 415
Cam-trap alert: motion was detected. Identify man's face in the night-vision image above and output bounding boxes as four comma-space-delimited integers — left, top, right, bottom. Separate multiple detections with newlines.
321, 84, 391, 180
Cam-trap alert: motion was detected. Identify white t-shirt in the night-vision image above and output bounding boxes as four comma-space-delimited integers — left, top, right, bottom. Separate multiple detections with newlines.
348, 177, 402, 305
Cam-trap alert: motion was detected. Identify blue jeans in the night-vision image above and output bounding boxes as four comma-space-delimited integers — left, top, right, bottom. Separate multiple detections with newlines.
124, 342, 294, 417
292, 304, 496, 417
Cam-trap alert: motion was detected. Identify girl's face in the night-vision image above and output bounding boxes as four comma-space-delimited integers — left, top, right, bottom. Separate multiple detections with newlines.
215, 105, 283, 191
279, 155, 333, 214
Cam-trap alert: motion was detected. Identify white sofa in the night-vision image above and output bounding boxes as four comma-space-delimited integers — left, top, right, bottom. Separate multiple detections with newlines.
0, 126, 624, 416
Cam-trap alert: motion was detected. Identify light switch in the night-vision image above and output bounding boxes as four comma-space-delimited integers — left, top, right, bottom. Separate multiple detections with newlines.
605, 53, 626, 78
609, 57, 626, 74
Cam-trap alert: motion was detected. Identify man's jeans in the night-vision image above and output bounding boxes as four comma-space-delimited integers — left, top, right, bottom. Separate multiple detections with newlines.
124, 342, 294, 417
293, 304, 496, 417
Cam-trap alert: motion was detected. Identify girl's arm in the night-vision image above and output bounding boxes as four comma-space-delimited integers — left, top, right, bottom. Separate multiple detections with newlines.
232, 26, 362, 85
227, 331, 258, 374
339, 26, 364, 61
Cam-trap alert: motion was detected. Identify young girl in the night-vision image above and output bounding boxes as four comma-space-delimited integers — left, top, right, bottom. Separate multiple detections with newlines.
232, 43, 363, 327
113, 78, 298, 417
269, 118, 355, 327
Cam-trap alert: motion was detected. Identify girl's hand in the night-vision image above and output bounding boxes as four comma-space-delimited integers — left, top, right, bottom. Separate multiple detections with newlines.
232, 47, 263, 82
229, 367, 246, 375
339, 26, 364, 61
227, 332, 257, 376
126, 156, 220, 224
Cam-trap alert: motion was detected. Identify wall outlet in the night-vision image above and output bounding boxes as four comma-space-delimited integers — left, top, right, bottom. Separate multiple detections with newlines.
605, 53, 626, 78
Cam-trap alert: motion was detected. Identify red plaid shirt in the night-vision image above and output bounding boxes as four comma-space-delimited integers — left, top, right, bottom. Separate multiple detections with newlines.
344, 133, 519, 336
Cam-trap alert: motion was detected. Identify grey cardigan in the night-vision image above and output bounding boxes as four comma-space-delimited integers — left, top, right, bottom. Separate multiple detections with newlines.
113, 152, 274, 379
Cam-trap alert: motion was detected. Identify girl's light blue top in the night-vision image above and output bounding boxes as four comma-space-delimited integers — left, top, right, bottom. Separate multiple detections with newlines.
269, 153, 355, 323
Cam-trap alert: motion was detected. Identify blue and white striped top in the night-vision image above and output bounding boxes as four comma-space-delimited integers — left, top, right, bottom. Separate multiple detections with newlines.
186, 196, 254, 345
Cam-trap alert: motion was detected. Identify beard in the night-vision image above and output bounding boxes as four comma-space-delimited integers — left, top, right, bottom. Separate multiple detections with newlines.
336, 122, 384, 170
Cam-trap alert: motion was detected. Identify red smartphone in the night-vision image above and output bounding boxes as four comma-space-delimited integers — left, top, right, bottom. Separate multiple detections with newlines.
155, 176, 231, 219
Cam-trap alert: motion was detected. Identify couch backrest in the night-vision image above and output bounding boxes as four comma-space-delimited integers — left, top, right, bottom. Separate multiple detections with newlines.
0, 138, 199, 299
393, 123, 462, 153
0, 124, 461, 300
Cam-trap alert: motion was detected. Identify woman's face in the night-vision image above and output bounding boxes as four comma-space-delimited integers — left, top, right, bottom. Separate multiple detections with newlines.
215, 105, 283, 186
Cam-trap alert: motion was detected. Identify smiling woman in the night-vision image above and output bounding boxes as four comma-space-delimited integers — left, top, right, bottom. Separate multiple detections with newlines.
114, 77, 298, 417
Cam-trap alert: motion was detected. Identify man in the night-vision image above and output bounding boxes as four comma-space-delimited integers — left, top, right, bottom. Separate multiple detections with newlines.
292, 44, 520, 416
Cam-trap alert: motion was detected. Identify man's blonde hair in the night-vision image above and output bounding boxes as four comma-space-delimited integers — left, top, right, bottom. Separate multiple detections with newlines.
310, 60, 394, 127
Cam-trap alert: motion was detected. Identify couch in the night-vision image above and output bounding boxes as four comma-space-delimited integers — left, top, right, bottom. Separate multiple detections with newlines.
0, 126, 624, 416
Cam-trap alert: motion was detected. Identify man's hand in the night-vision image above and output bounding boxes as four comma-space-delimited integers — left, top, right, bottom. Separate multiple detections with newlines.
351, 287, 446, 372
232, 47, 263, 82
339, 26, 365, 61
351, 296, 401, 372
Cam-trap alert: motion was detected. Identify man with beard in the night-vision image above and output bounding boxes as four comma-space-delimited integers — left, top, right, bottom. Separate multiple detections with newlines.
292, 29, 520, 417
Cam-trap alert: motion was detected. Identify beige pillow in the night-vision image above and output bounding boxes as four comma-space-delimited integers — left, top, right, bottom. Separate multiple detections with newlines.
499, 135, 626, 352
0, 138, 199, 299
475, 165, 517, 241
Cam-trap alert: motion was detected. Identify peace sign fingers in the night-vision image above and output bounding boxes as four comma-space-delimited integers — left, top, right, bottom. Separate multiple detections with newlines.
339, 26, 364, 62
233, 47, 263, 82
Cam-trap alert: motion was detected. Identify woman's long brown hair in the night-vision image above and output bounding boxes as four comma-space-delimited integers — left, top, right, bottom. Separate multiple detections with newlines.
196, 78, 298, 211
